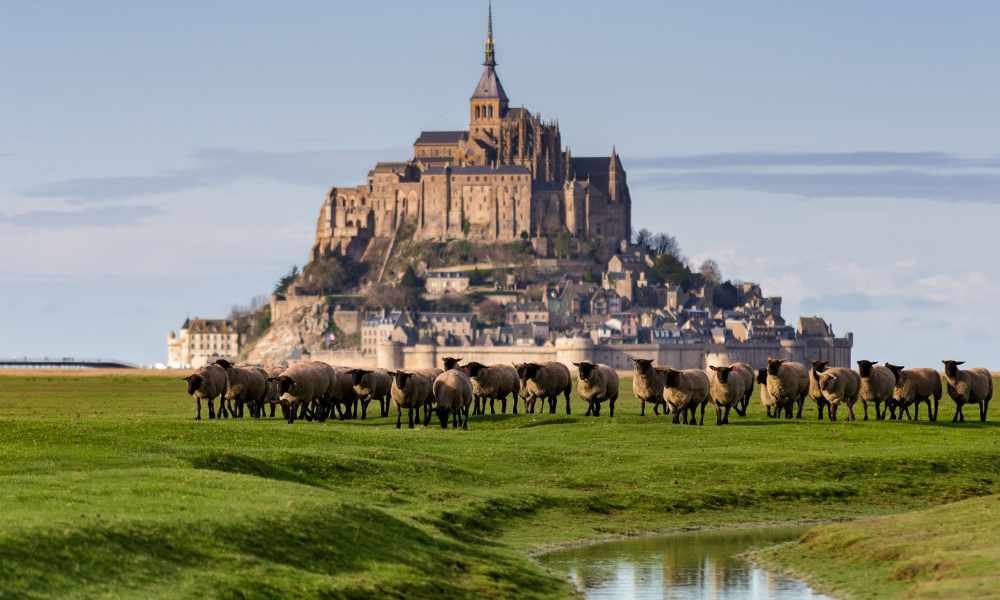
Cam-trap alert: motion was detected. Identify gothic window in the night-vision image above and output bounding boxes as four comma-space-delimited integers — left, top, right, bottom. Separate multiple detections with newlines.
475, 106, 481, 119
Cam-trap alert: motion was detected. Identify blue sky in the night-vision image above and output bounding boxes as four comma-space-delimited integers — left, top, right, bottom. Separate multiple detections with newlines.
3, 1, 1000, 367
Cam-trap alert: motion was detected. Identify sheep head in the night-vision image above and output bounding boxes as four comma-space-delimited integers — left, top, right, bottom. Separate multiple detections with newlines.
631, 358, 654, 373
658, 368, 682, 388
184, 374, 203, 396
885, 363, 905, 385
442, 357, 462, 371
214, 359, 234, 371
574, 362, 597, 380
942, 360, 965, 378
392, 371, 414, 389
709, 365, 734, 384
756, 368, 768, 384
857, 360, 878, 378
767, 359, 786, 376
466, 362, 488, 377
517, 363, 542, 382
810, 360, 829, 374
347, 369, 371, 386
276, 375, 296, 397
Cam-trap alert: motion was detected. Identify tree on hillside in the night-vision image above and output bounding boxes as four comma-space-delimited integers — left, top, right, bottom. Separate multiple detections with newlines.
274, 266, 299, 295
476, 299, 506, 327
650, 233, 681, 258
652, 253, 692, 287
635, 228, 653, 250
713, 281, 739, 310
699, 260, 722, 286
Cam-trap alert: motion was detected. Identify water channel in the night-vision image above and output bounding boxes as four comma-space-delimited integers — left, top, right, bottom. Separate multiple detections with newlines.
542, 526, 835, 599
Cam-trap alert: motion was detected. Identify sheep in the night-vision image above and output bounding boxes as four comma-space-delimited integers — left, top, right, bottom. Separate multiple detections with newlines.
885, 364, 943, 422
707, 365, 750, 425
728, 362, 755, 417
260, 366, 284, 419
757, 368, 779, 417
390, 370, 435, 429
301, 362, 338, 422
465, 362, 521, 415
942, 360, 993, 423
326, 367, 359, 421
183, 363, 228, 420
574, 362, 620, 417
429, 369, 473, 429
817, 368, 862, 421
659, 368, 710, 425
215, 359, 269, 419
271, 362, 327, 425
766, 359, 809, 420
348, 369, 392, 419
857, 360, 895, 421
631, 358, 667, 416
808, 360, 829, 421
516, 362, 573, 415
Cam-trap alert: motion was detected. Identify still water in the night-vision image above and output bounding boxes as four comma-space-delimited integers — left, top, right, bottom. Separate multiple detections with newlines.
542, 527, 834, 600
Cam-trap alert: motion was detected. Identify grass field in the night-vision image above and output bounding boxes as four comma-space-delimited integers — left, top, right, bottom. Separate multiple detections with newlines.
0, 372, 997, 599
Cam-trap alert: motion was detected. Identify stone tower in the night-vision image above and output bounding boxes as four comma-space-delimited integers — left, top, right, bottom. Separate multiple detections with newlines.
470, 1, 508, 142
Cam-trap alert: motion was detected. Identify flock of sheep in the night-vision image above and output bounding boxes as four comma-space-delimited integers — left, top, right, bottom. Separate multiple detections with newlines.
181, 357, 994, 428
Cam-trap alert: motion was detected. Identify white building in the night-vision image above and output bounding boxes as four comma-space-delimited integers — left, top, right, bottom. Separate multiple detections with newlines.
167, 318, 240, 369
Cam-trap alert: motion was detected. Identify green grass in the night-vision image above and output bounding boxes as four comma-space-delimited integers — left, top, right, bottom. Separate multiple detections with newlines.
753, 495, 1000, 599
0, 374, 998, 599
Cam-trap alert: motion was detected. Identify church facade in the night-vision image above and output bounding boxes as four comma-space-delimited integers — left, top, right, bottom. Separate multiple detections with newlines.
313, 5, 632, 259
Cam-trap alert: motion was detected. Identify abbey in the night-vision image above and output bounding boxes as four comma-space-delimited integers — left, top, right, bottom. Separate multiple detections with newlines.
313, 4, 632, 259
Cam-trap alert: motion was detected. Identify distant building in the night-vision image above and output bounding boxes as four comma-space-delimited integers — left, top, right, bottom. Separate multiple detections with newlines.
508, 302, 549, 325
167, 318, 240, 369
425, 272, 471, 297
361, 311, 412, 356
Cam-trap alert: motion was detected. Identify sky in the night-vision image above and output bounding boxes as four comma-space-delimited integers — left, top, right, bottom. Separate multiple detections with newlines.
2, 0, 1000, 367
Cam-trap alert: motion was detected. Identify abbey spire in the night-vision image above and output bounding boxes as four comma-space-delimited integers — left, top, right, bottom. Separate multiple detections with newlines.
484, 0, 497, 67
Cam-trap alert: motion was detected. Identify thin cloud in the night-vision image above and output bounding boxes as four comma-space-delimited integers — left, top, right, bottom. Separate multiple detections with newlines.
629, 151, 1000, 170
0, 205, 163, 229
22, 147, 405, 204
633, 169, 1000, 203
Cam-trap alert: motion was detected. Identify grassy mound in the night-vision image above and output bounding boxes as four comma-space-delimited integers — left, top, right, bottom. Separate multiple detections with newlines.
0, 373, 997, 598
754, 495, 1000, 599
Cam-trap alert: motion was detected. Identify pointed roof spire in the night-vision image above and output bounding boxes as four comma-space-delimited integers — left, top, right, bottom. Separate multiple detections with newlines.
484, 0, 497, 67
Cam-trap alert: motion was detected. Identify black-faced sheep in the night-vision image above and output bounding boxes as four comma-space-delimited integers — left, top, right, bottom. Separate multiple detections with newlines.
574, 362, 620, 417
817, 368, 861, 421
183, 363, 228, 420
465, 362, 521, 415
271, 362, 326, 425
942, 360, 993, 423
808, 360, 829, 421
659, 368, 710, 425
886, 364, 942, 422
707, 365, 750, 425
215, 359, 268, 419
757, 368, 779, 418
390, 370, 434, 429
348, 369, 392, 419
857, 360, 895, 421
631, 358, 667, 416
516, 362, 572, 415
766, 359, 809, 420
430, 369, 473, 429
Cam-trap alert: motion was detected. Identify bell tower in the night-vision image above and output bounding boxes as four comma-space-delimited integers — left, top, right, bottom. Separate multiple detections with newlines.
470, 1, 508, 140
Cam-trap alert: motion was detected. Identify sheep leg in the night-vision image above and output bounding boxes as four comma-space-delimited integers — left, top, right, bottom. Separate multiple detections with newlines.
714, 404, 722, 426
501, 397, 508, 414
512, 395, 519, 415
396, 404, 402, 429
287, 402, 296, 425
932, 396, 940, 422
981, 399, 989, 423
952, 405, 960, 423
699, 402, 706, 426
609, 396, 616, 418
195, 398, 202, 421
847, 403, 857, 421
463, 405, 470, 430
565, 390, 572, 415
452, 409, 459, 428
408, 406, 415, 429
796, 397, 804, 419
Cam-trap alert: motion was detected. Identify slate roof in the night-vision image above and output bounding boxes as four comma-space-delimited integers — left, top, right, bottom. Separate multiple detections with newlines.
414, 131, 469, 146
471, 66, 509, 102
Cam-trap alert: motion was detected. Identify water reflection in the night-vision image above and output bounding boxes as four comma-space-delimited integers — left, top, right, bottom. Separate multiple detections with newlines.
542, 527, 834, 600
